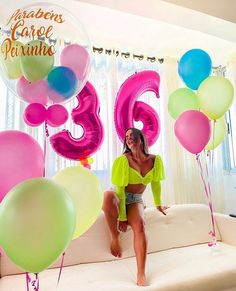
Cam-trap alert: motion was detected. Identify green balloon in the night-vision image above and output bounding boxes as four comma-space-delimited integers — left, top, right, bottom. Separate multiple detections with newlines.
168, 88, 199, 119
20, 40, 54, 82
0, 40, 23, 79
198, 76, 234, 120
0, 178, 75, 273
205, 117, 227, 150
54, 165, 103, 240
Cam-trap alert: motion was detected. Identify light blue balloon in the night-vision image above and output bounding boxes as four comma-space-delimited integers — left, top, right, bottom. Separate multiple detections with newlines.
47, 66, 78, 99
178, 49, 212, 90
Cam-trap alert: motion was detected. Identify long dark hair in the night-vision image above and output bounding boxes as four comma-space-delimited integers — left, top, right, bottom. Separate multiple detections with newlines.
123, 128, 149, 155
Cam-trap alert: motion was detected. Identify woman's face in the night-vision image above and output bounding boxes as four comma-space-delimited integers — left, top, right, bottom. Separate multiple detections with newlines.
125, 129, 139, 149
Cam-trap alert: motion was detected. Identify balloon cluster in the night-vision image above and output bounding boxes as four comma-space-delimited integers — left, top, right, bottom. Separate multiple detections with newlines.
0, 3, 104, 278
168, 49, 234, 154
0, 131, 103, 274
0, 2, 90, 106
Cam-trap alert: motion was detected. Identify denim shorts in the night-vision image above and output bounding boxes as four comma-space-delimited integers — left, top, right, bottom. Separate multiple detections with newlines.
125, 192, 143, 205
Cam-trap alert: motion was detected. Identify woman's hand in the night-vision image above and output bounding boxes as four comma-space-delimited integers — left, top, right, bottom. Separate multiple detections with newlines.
156, 205, 169, 215
118, 220, 128, 232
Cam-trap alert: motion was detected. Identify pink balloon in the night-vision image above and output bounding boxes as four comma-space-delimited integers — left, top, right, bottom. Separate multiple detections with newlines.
174, 110, 211, 154
23, 103, 47, 127
16, 77, 49, 105
47, 104, 69, 127
114, 70, 160, 146
60, 44, 91, 81
48, 88, 65, 104
50, 82, 104, 160
0, 130, 44, 202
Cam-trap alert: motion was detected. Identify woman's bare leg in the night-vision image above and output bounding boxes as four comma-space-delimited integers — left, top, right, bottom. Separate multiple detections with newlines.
103, 191, 121, 257
127, 203, 148, 286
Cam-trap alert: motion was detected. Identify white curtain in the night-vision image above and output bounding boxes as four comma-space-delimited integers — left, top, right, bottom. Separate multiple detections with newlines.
0, 52, 227, 212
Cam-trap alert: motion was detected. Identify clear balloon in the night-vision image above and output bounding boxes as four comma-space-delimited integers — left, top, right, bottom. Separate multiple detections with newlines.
50, 81, 104, 161
197, 76, 234, 120
178, 49, 212, 90
0, 130, 44, 202
0, 178, 76, 273
0, 2, 91, 104
23, 103, 47, 127
205, 117, 228, 151
168, 88, 199, 119
53, 165, 103, 239
114, 70, 161, 146
174, 110, 211, 154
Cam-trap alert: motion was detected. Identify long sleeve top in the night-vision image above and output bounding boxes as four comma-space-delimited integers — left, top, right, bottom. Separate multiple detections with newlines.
111, 155, 165, 221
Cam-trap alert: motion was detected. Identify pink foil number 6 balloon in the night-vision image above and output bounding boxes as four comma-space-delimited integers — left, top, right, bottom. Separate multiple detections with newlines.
114, 70, 161, 146
50, 82, 104, 161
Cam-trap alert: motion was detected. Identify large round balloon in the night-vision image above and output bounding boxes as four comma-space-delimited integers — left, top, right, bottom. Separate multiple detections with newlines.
0, 130, 44, 202
114, 70, 161, 146
0, 178, 76, 273
178, 49, 212, 90
0, 2, 91, 105
174, 110, 211, 154
168, 88, 199, 119
197, 76, 234, 120
53, 165, 103, 240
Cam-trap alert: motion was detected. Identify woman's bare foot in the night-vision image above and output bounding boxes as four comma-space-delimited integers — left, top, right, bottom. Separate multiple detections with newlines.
110, 238, 121, 258
137, 274, 148, 286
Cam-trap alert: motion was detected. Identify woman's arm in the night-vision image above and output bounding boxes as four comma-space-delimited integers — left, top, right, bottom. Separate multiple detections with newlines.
116, 186, 127, 221
151, 180, 168, 215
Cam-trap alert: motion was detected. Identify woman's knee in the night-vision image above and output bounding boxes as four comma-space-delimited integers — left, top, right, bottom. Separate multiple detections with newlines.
103, 191, 118, 212
130, 217, 146, 233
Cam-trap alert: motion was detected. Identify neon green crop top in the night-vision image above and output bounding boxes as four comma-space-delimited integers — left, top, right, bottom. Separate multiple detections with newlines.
112, 155, 165, 221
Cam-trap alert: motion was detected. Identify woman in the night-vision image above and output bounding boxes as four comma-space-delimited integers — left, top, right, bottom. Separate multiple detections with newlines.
103, 128, 168, 286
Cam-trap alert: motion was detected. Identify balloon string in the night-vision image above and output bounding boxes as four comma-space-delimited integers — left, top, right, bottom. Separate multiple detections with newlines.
26, 272, 30, 291
211, 120, 216, 174
196, 154, 216, 246
35, 273, 39, 291
43, 121, 49, 177
26, 273, 40, 291
204, 151, 216, 238
57, 252, 66, 286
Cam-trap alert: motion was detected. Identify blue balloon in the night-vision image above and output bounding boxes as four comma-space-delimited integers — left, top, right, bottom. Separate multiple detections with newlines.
47, 66, 78, 99
178, 49, 212, 90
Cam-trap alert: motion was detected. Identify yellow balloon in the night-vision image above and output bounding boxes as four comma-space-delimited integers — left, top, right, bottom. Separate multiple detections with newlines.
0, 40, 23, 79
53, 165, 103, 240
197, 76, 234, 120
205, 117, 227, 150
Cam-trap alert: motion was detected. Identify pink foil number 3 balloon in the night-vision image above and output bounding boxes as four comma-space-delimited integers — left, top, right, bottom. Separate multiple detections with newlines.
50, 82, 104, 161
114, 70, 161, 146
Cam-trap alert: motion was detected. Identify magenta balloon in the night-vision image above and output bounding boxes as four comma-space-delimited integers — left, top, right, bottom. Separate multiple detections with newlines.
114, 70, 160, 146
174, 110, 211, 154
0, 130, 44, 202
16, 77, 49, 105
50, 82, 104, 160
47, 104, 69, 127
23, 103, 47, 127
60, 44, 91, 81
